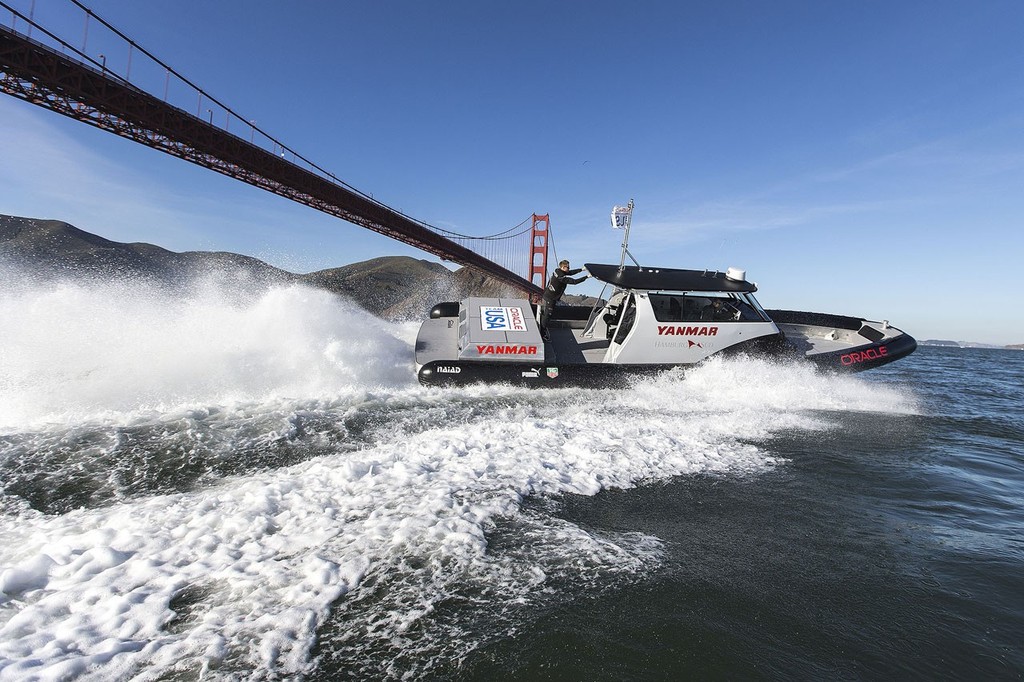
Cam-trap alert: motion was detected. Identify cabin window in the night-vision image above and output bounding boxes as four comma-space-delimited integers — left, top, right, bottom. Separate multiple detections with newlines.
741, 293, 772, 321
649, 293, 764, 323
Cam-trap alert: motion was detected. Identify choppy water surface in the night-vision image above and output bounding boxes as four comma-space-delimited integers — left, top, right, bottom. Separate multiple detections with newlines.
0, 276, 1021, 680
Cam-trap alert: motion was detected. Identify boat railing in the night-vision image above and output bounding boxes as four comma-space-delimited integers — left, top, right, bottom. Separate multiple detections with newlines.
582, 282, 612, 338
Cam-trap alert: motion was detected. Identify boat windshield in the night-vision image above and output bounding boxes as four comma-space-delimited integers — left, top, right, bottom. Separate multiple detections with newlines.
649, 292, 768, 323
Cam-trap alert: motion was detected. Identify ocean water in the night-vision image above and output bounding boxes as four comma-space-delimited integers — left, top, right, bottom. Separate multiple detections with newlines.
0, 275, 1021, 680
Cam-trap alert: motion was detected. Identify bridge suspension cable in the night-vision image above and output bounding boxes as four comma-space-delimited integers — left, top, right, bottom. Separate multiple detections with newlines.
0, 0, 544, 294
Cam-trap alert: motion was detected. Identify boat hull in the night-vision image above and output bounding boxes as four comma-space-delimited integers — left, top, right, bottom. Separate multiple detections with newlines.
417, 359, 674, 387
769, 309, 918, 372
415, 297, 917, 387
416, 330, 916, 386
788, 325, 918, 372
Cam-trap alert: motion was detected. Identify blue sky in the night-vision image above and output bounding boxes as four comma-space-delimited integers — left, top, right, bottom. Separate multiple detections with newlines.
2, 0, 1024, 344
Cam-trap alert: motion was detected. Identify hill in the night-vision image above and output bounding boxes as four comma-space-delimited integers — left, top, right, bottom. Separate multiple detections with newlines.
0, 215, 295, 285
301, 255, 515, 319
0, 214, 517, 319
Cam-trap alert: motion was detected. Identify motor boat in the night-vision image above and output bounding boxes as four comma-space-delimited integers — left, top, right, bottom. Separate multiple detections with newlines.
414, 204, 916, 387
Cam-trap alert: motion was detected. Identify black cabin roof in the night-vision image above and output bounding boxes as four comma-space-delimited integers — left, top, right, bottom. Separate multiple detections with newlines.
584, 263, 758, 293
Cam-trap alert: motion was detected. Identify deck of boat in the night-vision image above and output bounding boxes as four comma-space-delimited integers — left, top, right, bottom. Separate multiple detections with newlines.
545, 318, 610, 364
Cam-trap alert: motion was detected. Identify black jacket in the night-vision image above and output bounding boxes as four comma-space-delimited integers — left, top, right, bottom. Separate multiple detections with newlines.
543, 267, 586, 303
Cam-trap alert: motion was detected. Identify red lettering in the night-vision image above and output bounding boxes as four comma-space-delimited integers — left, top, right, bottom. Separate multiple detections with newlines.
657, 326, 719, 337
475, 345, 538, 355
840, 345, 888, 365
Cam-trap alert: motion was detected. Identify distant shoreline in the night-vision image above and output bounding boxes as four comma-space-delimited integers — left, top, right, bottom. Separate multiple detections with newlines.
920, 341, 1024, 351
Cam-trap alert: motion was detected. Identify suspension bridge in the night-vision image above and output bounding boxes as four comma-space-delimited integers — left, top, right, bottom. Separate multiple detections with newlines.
0, 0, 550, 295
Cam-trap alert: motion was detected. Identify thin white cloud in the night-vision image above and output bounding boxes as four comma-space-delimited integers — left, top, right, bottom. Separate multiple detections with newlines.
810, 138, 1024, 187
591, 122, 1024, 260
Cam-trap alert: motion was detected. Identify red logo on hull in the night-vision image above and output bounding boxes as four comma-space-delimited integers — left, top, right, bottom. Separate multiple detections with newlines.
657, 326, 718, 336
476, 345, 538, 355
840, 346, 888, 365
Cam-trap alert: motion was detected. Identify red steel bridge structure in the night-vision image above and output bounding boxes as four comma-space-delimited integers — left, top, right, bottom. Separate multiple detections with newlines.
0, 1, 550, 296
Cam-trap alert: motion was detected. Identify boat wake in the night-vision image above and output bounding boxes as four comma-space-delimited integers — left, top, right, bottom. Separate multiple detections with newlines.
0, 275, 919, 679
0, 271, 413, 429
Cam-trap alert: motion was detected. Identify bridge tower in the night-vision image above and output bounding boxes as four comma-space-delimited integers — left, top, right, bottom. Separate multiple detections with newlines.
529, 213, 550, 295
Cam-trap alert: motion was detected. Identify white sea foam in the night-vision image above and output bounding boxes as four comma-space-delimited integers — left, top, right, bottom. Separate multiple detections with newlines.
0, 275, 412, 430
0, 277, 920, 679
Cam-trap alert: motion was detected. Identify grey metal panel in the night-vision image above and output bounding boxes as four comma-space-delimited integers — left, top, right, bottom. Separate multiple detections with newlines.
458, 297, 543, 362
415, 317, 460, 365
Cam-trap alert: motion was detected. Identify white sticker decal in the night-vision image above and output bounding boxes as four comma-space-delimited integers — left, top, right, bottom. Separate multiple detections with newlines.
480, 306, 528, 332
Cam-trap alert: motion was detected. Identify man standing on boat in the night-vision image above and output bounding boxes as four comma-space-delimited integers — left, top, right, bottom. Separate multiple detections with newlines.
540, 260, 588, 339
